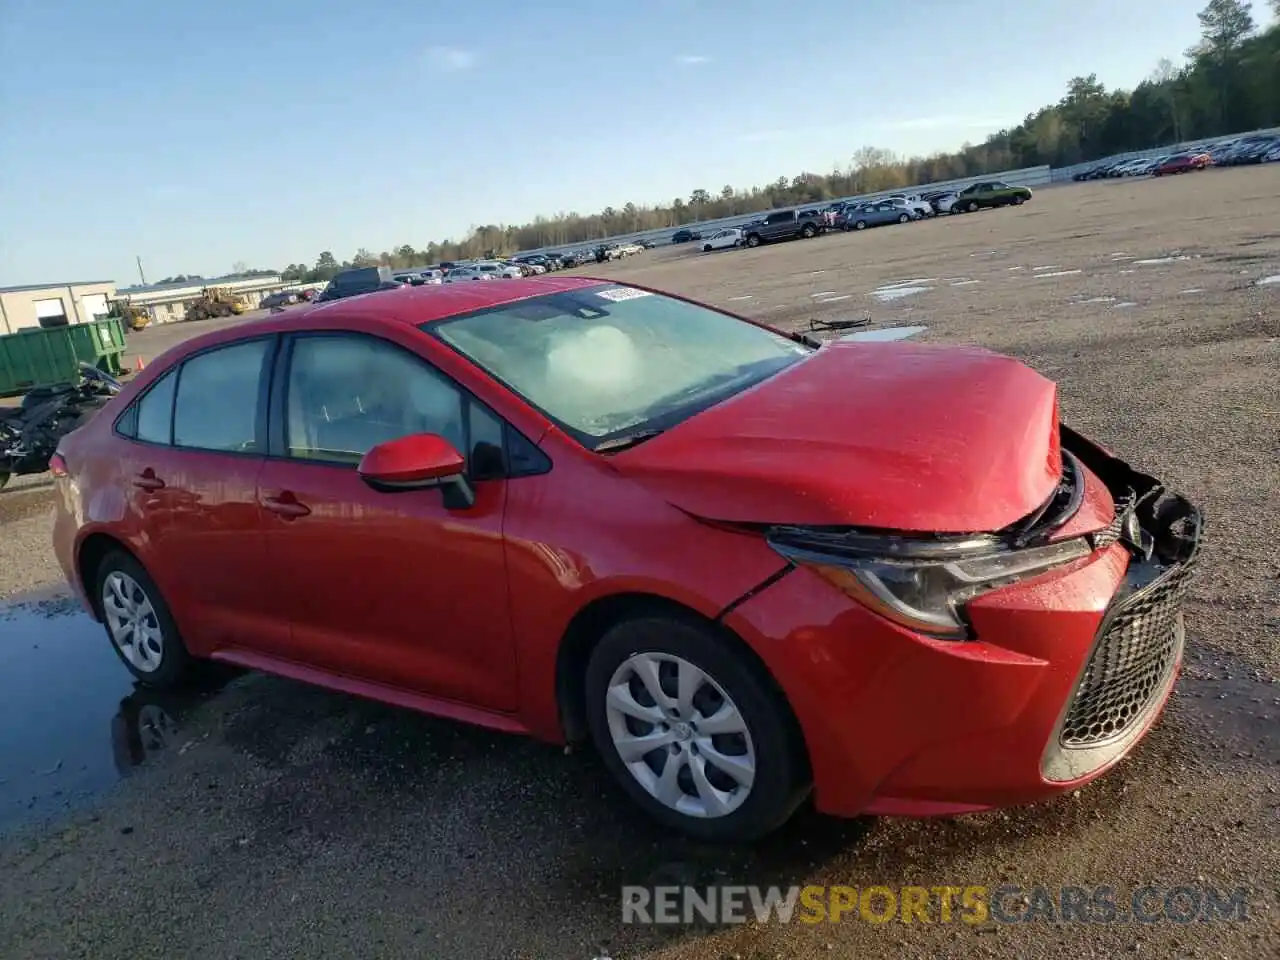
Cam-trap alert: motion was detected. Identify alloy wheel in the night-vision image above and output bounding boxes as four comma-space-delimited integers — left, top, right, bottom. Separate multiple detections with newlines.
603, 651, 756, 819
102, 571, 165, 673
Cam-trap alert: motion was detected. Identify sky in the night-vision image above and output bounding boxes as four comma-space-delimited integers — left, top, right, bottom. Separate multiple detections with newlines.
0, 0, 1269, 285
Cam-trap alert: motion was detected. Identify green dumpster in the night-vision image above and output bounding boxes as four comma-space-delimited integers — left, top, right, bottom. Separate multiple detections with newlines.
0, 317, 128, 397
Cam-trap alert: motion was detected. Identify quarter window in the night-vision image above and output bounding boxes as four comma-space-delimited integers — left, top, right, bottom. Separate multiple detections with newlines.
173, 340, 269, 452
134, 370, 178, 444
285, 336, 468, 465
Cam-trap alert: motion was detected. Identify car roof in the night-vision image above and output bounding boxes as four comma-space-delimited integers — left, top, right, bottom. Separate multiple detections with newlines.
165, 276, 612, 357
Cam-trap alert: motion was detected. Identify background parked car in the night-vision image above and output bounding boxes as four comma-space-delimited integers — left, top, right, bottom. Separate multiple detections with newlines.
884, 194, 934, 218
671, 229, 703, 243
846, 201, 916, 230
952, 181, 1033, 212
1153, 153, 1210, 176
930, 191, 962, 214
742, 210, 823, 247
701, 228, 743, 252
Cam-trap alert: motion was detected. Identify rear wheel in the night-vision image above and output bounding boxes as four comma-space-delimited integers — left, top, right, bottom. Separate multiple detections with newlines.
94, 550, 195, 688
801, 224, 817, 239
0, 469, 9, 491
745, 234, 761, 248
897, 213, 910, 223
585, 616, 809, 842
854, 220, 867, 230
967, 201, 980, 213
703, 244, 713, 252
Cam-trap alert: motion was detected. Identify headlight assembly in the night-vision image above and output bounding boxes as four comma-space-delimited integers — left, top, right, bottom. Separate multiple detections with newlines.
768, 532, 1092, 639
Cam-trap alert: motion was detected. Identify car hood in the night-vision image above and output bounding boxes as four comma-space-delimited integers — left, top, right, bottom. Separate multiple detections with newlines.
612, 341, 1062, 533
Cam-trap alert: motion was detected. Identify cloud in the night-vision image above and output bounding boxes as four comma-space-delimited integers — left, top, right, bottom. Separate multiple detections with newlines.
674, 54, 711, 65
427, 46, 476, 72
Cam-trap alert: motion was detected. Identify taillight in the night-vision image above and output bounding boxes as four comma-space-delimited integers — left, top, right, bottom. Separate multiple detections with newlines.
49, 453, 69, 478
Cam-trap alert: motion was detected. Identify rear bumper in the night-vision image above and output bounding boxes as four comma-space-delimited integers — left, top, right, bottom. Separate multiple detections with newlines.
722, 430, 1201, 818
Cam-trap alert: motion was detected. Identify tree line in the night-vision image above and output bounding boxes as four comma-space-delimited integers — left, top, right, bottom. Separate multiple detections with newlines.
269, 0, 1277, 283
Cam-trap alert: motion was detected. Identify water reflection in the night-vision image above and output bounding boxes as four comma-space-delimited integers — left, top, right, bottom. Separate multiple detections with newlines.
840, 325, 929, 342
0, 591, 233, 834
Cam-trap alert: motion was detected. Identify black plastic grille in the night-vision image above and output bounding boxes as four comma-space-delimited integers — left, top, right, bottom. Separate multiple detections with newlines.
1059, 556, 1195, 748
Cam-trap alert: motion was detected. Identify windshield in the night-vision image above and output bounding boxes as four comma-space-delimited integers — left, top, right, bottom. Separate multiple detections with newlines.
427, 285, 812, 448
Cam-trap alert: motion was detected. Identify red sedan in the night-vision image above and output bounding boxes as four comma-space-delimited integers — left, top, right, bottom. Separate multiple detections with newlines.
50, 278, 1201, 841
1153, 152, 1211, 176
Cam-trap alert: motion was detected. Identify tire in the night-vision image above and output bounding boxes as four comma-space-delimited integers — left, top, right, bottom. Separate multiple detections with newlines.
801, 224, 817, 239
854, 220, 867, 230
703, 244, 712, 253
0, 469, 9, 491
745, 234, 761, 248
93, 550, 195, 688
897, 213, 910, 223
967, 201, 979, 213
1012, 195, 1025, 205
585, 615, 809, 843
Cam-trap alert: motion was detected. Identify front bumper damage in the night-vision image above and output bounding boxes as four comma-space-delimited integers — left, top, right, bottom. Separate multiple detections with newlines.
719, 424, 1203, 818
1041, 427, 1203, 781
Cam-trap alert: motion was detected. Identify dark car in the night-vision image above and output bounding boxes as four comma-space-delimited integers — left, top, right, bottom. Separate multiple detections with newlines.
741, 210, 824, 247
260, 291, 297, 310
951, 181, 1033, 213
316, 267, 404, 303
671, 229, 702, 244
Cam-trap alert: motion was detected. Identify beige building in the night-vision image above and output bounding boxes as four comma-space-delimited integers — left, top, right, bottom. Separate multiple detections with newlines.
117, 274, 299, 323
0, 281, 119, 334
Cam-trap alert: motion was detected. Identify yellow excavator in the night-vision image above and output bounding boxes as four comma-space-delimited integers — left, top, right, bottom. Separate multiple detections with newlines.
108, 299, 151, 331
184, 286, 248, 322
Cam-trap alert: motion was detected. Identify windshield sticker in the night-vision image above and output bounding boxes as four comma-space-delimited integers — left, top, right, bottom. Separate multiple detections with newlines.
593, 287, 653, 302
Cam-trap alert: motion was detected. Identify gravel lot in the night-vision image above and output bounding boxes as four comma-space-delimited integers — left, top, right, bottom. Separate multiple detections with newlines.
1, 168, 1277, 959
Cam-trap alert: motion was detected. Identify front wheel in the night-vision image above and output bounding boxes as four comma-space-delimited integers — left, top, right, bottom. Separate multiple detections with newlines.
703, 244, 712, 253
95, 550, 196, 688
0, 468, 9, 491
898, 213, 910, 223
1011, 195, 1025, 205
801, 224, 817, 238
854, 220, 867, 230
745, 234, 761, 248
967, 201, 980, 213
585, 616, 809, 842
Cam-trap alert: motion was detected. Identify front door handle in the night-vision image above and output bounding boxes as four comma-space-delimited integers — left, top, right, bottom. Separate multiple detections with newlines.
133, 470, 165, 492
262, 494, 311, 520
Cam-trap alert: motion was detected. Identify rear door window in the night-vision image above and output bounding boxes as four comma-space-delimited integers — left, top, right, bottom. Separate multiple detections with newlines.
173, 339, 271, 452
132, 370, 178, 444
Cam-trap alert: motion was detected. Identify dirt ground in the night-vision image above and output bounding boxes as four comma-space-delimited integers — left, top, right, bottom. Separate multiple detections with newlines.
1, 168, 1277, 960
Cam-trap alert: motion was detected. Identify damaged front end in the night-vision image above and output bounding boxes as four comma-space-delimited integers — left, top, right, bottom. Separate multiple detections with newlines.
762, 425, 1202, 643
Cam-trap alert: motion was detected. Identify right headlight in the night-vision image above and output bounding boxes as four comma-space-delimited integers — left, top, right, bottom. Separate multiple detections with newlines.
768, 532, 1092, 640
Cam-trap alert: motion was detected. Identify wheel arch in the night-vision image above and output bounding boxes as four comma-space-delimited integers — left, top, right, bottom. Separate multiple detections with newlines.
76, 531, 138, 619
554, 590, 809, 775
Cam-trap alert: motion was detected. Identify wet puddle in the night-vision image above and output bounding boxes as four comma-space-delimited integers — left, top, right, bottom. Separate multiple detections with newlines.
0, 590, 227, 834
841, 325, 928, 342
1134, 255, 1193, 265
870, 285, 930, 302
1173, 649, 1278, 763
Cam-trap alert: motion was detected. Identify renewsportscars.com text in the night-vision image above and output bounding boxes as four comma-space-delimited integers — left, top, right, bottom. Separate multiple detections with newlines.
621, 884, 1252, 925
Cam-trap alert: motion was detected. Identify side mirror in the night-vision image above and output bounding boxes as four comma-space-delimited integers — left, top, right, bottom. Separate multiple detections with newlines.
357, 433, 475, 508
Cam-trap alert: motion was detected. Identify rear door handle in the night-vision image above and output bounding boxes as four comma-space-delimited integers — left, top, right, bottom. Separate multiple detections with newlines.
262, 495, 311, 520
133, 471, 165, 492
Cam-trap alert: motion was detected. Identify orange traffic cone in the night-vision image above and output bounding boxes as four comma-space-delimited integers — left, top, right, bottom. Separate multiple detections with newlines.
133, 356, 146, 372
